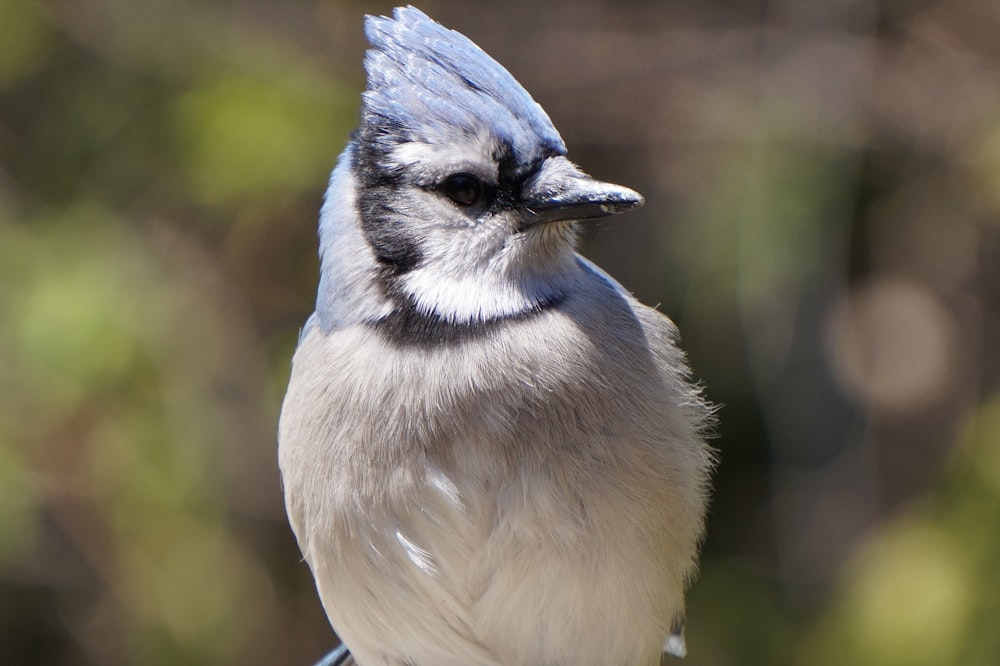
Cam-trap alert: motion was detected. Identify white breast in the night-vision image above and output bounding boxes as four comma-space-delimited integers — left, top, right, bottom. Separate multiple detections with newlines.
278, 280, 712, 666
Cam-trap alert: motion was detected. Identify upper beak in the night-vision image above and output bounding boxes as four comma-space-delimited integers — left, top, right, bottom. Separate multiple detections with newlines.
520, 155, 644, 228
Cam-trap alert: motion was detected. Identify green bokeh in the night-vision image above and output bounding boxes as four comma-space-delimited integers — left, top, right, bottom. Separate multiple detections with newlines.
1, 1, 998, 665
173, 60, 356, 206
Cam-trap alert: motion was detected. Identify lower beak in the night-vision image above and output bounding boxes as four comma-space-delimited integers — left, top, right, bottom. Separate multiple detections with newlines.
520, 155, 644, 228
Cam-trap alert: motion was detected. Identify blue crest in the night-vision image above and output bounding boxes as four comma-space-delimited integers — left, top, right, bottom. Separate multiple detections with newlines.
362, 6, 566, 161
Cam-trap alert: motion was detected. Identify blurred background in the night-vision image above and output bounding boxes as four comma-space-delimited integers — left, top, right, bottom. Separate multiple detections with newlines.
1, 0, 998, 664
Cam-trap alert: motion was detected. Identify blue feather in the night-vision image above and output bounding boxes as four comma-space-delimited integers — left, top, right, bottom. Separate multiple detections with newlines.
362, 6, 565, 160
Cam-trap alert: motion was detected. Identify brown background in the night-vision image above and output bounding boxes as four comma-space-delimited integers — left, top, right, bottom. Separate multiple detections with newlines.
1, 1, 998, 664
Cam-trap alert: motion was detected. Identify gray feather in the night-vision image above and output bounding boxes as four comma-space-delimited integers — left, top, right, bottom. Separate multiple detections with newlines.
280, 6, 714, 665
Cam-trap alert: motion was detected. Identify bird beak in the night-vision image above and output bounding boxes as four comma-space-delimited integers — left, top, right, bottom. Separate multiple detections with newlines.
519, 155, 644, 229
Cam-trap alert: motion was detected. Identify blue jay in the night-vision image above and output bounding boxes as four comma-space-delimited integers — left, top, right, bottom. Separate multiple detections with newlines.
279, 7, 714, 665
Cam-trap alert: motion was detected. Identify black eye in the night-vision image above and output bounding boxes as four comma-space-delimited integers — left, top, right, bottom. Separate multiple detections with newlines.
441, 173, 483, 207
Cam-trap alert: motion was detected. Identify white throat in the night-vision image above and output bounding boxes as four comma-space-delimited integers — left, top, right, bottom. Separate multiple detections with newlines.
400, 256, 576, 322
398, 221, 581, 323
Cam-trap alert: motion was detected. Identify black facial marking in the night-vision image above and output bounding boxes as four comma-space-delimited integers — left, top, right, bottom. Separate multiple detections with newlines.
367, 291, 566, 348
490, 139, 562, 213
350, 123, 572, 347
357, 186, 422, 273
353, 118, 424, 278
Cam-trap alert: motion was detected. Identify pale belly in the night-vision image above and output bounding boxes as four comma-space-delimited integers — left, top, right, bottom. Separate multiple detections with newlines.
279, 312, 708, 666
296, 461, 677, 666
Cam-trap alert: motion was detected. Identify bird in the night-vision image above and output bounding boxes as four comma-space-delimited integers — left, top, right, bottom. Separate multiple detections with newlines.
278, 6, 714, 666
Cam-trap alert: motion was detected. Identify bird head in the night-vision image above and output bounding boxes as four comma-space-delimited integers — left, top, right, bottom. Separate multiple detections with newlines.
315, 6, 643, 340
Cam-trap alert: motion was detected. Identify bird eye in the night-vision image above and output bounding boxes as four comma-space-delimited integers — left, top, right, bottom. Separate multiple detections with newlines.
441, 173, 484, 207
